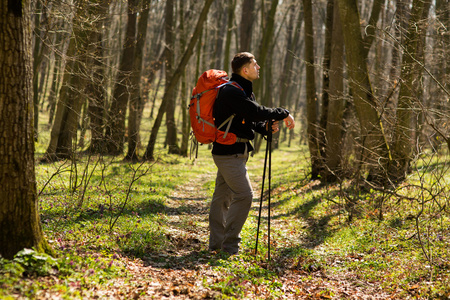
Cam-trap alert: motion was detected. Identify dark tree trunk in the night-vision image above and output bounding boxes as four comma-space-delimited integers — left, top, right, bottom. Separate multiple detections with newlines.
0, 0, 51, 259
125, 0, 151, 161
104, 0, 138, 155
239, 0, 256, 51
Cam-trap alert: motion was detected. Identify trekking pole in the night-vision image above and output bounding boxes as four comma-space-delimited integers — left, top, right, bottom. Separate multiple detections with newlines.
267, 121, 272, 262
255, 120, 273, 261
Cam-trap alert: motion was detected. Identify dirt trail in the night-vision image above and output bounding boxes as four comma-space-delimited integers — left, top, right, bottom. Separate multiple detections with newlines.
104, 170, 394, 299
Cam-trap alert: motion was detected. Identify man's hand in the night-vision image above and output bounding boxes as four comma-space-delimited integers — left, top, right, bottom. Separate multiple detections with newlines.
284, 114, 295, 130
270, 121, 280, 133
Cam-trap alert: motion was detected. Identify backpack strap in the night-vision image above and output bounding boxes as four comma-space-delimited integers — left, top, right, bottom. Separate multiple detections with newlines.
216, 81, 245, 140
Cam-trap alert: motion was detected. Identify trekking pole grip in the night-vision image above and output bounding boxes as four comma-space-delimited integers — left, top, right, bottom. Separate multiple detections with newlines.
267, 120, 273, 142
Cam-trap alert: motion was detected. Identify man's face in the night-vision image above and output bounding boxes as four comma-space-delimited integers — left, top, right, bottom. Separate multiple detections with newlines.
242, 59, 260, 81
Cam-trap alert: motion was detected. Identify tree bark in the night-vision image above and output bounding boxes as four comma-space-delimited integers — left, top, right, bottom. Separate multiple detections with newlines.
87, 0, 111, 154
239, 0, 256, 51
318, 0, 334, 160
0, 0, 51, 259
144, 0, 215, 161
104, 0, 138, 155
324, 0, 346, 181
223, 0, 237, 74
164, 0, 180, 155
390, 0, 431, 181
125, 0, 151, 161
338, 0, 391, 183
179, 0, 189, 157
303, 0, 321, 179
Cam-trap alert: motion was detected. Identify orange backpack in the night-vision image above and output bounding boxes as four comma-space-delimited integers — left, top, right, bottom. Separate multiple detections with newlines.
189, 69, 243, 145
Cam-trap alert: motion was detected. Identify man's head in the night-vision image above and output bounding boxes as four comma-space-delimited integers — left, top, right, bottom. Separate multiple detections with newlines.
231, 52, 260, 82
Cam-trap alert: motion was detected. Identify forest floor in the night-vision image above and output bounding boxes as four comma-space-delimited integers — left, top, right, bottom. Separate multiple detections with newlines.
1, 145, 449, 299
29, 166, 392, 299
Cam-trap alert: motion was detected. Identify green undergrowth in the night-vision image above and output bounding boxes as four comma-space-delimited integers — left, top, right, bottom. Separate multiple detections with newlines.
1, 140, 450, 299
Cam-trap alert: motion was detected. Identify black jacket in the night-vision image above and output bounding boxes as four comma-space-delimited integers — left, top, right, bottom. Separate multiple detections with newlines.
212, 73, 289, 155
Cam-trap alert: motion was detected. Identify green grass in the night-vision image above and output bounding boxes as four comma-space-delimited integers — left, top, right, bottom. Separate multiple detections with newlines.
2, 114, 450, 298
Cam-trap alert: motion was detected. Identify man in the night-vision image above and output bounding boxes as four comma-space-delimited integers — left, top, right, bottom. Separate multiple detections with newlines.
209, 52, 295, 255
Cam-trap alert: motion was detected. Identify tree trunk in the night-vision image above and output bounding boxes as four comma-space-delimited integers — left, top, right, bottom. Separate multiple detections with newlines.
318, 0, 334, 160
87, 0, 110, 154
276, 2, 300, 145
104, 0, 138, 155
144, 0, 215, 161
164, 0, 180, 155
0, 0, 51, 259
337, 0, 391, 183
179, 0, 189, 157
239, 0, 256, 51
223, 0, 237, 74
125, 0, 151, 161
389, 0, 431, 181
303, 0, 321, 179
324, 0, 345, 181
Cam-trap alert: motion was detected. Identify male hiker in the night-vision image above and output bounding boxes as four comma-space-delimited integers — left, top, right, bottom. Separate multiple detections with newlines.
209, 52, 295, 255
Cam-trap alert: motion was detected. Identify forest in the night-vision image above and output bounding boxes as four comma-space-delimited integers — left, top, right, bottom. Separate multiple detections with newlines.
1, 0, 449, 298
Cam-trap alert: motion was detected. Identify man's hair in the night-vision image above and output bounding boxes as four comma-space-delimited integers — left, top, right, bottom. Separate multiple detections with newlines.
231, 52, 255, 74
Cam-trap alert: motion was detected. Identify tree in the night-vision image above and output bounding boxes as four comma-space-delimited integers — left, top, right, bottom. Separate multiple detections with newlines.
239, 0, 256, 51
144, 0, 215, 161
125, 0, 151, 161
390, 0, 432, 181
323, 0, 346, 181
303, 0, 321, 179
87, 0, 111, 154
104, 0, 138, 155
163, 0, 180, 155
337, 0, 391, 183
0, 0, 51, 259
42, 0, 106, 161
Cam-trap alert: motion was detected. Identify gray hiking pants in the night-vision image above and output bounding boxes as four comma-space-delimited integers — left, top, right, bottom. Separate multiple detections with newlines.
209, 150, 253, 254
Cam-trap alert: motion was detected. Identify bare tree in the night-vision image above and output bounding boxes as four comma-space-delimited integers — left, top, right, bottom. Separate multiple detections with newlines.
42, 1, 103, 161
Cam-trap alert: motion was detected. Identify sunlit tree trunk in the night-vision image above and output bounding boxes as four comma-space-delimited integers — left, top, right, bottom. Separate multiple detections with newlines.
0, 0, 51, 259
324, 0, 345, 181
390, 0, 431, 181
337, 0, 391, 183
303, 0, 321, 179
